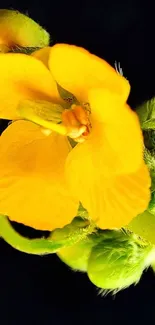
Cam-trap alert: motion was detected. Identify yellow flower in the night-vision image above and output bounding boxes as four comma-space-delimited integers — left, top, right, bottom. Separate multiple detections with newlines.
0, 44, 151, 230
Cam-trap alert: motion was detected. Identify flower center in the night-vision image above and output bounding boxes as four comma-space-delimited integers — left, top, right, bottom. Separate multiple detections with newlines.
17, 99, 91, 142
62, 104, 91, 143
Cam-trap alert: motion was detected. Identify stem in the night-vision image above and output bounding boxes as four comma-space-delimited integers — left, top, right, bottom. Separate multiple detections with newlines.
0, 215, 95, 255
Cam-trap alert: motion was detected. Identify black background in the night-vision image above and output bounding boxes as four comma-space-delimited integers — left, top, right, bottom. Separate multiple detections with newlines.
0, 1, 155, 324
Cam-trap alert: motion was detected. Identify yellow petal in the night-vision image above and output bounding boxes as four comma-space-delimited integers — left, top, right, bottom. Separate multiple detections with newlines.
32, 46, 51, 68
65, 88, 150, 228
49, 43, 130, 103
0, 53, 59, 120
88, 88, 144, 174
66, 139, 150, 228
0, 120, 78, 231
0, 9, 50, 48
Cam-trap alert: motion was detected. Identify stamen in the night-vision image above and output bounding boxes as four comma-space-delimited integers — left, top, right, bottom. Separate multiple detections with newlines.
62, 104, 91, 142
71, 105, 89, 125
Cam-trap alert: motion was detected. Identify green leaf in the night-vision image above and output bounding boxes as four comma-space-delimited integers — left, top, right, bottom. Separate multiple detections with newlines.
0, 9, 50, 48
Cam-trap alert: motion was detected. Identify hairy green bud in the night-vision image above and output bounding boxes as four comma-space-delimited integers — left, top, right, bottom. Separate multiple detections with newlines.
87, 230, 155, 292
136, 98, 155, 130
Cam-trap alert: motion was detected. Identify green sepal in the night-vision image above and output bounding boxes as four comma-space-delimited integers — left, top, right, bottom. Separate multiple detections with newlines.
0, 9, 50, 48
10, 46, 41, 55
56, 83, 79, 106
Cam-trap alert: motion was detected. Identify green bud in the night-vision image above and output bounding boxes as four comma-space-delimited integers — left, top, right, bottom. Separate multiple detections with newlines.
87, 230, 154, 292
144, 148, 155, 170
143, 130, 155, 150
57, 230, 124, 272
57, 236, 96, 272
0, 9, 50, 49
51, 216, 97, 271
136, 97, 155, 130
144, 148, 155, 191
127, 210, 155, 245
50, 217, 96, 269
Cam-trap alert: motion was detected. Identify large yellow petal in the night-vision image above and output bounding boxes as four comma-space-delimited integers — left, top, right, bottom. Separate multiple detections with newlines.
48, 44, 130, 103
0, 53, 59, 120
32, 46, 51, 68
65, 89, 151, 229
88, 88, 144, 174
0, 120, 78, 230
66, 142, 150, 229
